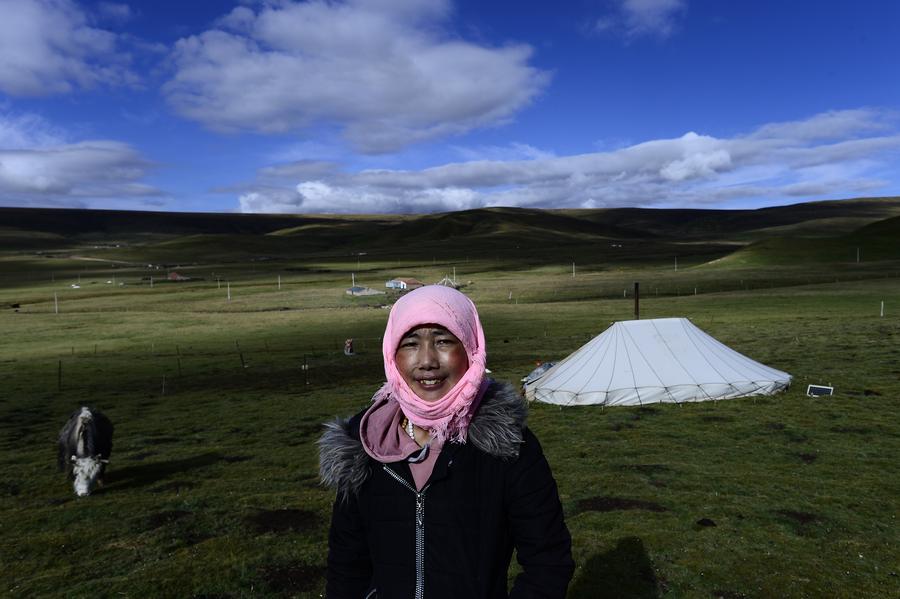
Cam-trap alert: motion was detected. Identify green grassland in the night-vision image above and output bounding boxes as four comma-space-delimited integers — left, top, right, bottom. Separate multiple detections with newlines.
1, 199, 899, 598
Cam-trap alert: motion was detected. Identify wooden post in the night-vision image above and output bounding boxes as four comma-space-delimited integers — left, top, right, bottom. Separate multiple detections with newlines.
54, 293, 58, 315
278, 275, 282, 290
227, 282, 231, 301
634, 282, 640, 320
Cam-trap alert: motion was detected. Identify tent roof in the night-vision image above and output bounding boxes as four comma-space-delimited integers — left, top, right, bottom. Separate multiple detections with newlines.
525, 317, 791, 406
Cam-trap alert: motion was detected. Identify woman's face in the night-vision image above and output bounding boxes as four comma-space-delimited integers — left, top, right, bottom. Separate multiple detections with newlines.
395, 325, 469, 402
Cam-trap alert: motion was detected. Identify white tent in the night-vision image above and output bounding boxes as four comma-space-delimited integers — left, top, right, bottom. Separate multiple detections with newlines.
525, 318, 791, 406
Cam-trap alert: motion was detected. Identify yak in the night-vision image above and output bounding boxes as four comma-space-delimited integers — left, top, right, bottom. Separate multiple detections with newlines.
57, 407, 114, 496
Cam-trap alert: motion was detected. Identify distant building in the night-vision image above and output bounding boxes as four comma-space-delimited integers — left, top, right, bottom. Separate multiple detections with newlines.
385, 277, 425, 290
168, 271, 191, 282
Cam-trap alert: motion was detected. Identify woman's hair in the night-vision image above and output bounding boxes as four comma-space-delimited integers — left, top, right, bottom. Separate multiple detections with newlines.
376, 285, 487, 443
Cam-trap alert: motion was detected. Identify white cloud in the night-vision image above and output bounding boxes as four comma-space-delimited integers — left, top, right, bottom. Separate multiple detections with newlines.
235, 109, 900, 214
452, 142, 556, 162
0, 0, 136, 96
0, 110, 162, 206
594, 0, 687, 40
164, 0, 549, 153
0, 110, 65, 148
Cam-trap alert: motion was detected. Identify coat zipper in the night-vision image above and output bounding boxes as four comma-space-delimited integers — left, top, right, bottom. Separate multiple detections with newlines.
382, 465, 429, 599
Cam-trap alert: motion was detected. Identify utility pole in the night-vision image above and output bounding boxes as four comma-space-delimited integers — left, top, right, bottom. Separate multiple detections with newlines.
634, 282, 640, 320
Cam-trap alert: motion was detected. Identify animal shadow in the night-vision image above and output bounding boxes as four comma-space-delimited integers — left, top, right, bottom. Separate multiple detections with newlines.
102, 452, 223, 492
568, 537, 661, 599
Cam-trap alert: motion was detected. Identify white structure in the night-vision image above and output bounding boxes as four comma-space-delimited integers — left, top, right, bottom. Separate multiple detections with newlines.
386, 277, 424, 290
525, 318, 791, 406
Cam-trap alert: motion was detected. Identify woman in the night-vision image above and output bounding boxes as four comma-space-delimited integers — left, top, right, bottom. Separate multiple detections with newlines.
319, 285, 573, 598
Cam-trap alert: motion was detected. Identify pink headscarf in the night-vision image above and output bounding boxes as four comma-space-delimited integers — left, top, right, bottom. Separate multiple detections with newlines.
375, 285, 487, 444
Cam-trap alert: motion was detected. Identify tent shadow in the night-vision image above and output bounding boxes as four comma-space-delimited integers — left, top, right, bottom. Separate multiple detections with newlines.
568, 537, 661, 599
100, 452, 223, 492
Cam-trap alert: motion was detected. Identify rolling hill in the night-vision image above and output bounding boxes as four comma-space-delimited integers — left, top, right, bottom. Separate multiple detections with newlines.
2, 197, 900, 266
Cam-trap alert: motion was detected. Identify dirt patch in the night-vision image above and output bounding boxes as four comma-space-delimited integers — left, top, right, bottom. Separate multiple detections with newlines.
610, 422, 636, 432
830, 426, 873, 434
223, 455, 252, 463
863, 389, 882, 396
145, 509, 191, 530
775, 509, 821, 525
696, 518, 717, 527
628, 407, 660, 421
784, 431, 808, 443
797, 452, 817, 463
259, 563, 324, 594
577, 495, 668, 513
247, 509, 320, 534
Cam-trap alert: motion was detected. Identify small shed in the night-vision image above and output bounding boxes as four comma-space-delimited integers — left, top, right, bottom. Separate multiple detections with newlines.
168, 271, 191, 282
386, 277, 425, 290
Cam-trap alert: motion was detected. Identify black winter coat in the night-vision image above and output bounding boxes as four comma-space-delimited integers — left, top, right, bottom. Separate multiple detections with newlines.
319, 381, 574, 599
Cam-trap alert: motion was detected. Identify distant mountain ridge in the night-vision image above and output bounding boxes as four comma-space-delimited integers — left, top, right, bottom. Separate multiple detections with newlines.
3, 197, 900, 242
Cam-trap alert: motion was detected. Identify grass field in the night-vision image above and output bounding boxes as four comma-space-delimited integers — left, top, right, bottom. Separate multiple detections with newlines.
1, 201, 899, 598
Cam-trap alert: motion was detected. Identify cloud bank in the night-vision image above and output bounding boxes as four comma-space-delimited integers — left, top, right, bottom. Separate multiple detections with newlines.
164, 0, 549, 153
0, 110, 161, 207
0, 0, 136, 96
237, 109, 900, 214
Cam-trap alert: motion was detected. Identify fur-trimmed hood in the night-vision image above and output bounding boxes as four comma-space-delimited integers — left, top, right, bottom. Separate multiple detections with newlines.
318, 380, 527, 499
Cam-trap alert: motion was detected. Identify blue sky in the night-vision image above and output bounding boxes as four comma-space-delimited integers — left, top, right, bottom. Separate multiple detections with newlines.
1, 0, 899, 214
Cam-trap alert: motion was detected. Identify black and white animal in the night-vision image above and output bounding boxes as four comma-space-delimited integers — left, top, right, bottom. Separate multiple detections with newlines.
57, 407, 114, 496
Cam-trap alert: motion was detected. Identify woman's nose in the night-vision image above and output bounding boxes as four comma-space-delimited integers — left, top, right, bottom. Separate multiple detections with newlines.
417, 343, 439, 368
